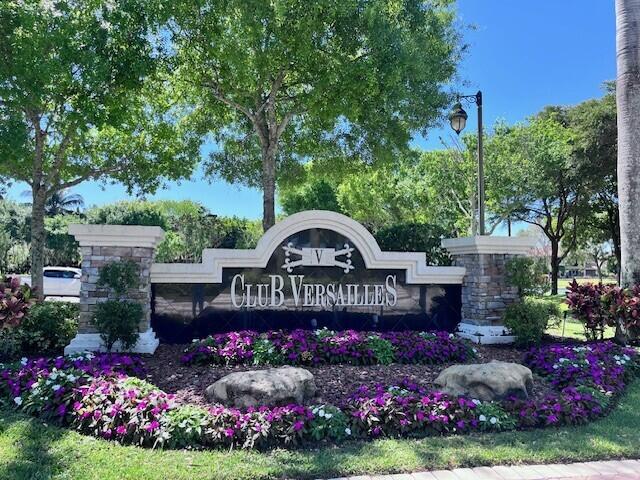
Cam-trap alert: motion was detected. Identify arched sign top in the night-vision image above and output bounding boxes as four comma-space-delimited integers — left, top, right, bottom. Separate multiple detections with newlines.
150, 210, 465, 284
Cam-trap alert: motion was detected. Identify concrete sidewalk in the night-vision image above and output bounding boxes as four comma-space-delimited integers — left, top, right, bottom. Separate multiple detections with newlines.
327, 459, 640, 480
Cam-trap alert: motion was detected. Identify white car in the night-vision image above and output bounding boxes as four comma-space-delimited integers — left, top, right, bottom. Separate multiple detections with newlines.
20, 267, 82, 298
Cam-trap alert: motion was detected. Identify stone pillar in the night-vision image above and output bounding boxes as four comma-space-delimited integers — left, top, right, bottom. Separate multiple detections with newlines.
64, 224, 164, 354
441, 236, 536, 344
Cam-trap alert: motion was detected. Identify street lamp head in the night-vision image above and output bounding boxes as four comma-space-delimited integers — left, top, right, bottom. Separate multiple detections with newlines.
449, 102, 468, 135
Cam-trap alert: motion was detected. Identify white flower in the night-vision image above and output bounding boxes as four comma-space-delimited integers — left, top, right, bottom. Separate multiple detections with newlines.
324, 413, 333, 419
345, 427, 352, 435
20, 358, 28, 366
478, 414, 487, 422
318, 409, 325, 418
66, 374, 77, 383
553, 364, 559, 369
472, 399, 481, 405
49, 372, 58, 381
13, 397, 22, 406
490, 417, 498, 425
52, 385, 61, 392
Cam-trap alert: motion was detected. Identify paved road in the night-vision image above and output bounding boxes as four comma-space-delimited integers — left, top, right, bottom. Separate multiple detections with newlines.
326, 460, 640, 480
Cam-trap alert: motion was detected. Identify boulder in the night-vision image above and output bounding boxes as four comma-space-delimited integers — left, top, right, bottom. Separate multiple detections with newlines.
434, 361, 533, 401
205, 366, 317, 408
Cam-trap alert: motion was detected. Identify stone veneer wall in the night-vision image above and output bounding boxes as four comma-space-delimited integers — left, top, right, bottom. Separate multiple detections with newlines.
441, 236, 536, 344
65, 224, 164, 354
78, 246, 155, 334
450, 253, 519, 327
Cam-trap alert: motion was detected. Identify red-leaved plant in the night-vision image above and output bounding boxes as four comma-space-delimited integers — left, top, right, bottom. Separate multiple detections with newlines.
565, 280, 615, 340
0, 277, 36, 329
566, 280, 640, 341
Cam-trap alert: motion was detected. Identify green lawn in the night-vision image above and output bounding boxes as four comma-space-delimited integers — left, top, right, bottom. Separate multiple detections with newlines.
543, 294, 616, 341
2, 382, 640, 480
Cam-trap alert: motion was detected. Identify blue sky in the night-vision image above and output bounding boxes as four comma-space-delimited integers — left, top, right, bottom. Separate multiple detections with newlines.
6, 0, 616, 219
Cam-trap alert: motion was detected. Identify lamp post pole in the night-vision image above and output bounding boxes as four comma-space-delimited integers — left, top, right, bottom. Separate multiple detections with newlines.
475, 91, 485, 235
449, 90, 485, 236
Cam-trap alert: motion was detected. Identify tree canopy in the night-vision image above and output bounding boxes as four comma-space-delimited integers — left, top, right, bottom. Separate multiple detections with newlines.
0, 0, 201, 294
167, 0, 462, 230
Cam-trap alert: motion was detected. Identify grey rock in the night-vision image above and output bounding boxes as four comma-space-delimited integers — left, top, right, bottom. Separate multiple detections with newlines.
205, 366, 317, 408
434, 361, 533, 401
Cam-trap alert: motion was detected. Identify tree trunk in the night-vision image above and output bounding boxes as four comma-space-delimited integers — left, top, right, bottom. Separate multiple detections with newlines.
30, 187, 47, 301
550, 240, 559, 295
261, 145, 277, 232
616, 0, 640, 287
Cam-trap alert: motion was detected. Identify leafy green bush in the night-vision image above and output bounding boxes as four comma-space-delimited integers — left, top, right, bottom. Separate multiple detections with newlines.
93, 301, 143, 351
506, 257, 549, 296
87, 201, 167, 228
374, 223, 451, 265
162, 405, 210, 449
365, 335, 395, 365
474, 401, 518, 431
503, 297, 561, 346
0, 328, 21, 362
98, 260, 139, 297
308, 404, 351, 441
252, 338, 285, 365
19, 301, 78, 354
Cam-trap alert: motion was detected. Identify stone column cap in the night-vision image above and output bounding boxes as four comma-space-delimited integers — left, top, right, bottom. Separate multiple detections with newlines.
68, 224, 165, 248
441, 235, 536, 255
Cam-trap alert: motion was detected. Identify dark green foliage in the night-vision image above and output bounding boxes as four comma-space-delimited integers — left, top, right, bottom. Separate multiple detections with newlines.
93, 301, 143, 352
44, 215, 81, 267
374, 223, 451, 266
280, 179, 343, 215
503, 297, 561, 346
18, 301, 78, 354
0, 328, 21, 362
365, 336, 395, 365
506, 257, 550, 296
98, 261, 139, 298
87, 201, 167, 229
88, 200, 261, 263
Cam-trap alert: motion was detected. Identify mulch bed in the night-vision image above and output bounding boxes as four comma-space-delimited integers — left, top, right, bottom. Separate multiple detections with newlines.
142, 343, 555, 407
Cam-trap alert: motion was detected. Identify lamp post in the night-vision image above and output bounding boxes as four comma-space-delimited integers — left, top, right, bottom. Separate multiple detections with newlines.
449, 90, 485, 236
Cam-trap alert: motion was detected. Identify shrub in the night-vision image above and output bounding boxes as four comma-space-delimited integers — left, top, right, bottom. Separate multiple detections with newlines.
474, 401, 517, 431
374, 223, 451, 266
365, 335, 395, 365
506, 257, 549, 296
87, 201, 167, 228
308, 404, 351, 441
252, 337, 285, 365
18, 301, 78, 354
162, 405, 210, 449
0, 277, 35, 329
93, 301, 143, 351
565, 281, 614, 340
0, 328, 21, 362
97, 260, 139, 297
503, 297, 561, 346
93, 260, 142, 351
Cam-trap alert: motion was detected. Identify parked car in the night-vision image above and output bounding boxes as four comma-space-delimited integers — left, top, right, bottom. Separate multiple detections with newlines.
19, 267, 81, 297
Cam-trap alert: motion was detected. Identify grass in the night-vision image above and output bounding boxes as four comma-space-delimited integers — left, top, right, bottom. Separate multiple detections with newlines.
2, 382, 640, 480
557, 277, 616, 290
542, 294, 616, 341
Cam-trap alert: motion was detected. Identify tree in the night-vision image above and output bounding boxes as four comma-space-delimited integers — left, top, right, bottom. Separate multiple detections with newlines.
488, 113, 586, 295
0, 0, 200, 297
168, 0, 461, 231
615, 0, 640, 287
21, 188, 85, 216
567, 86, 620, 282
280, 179, 343, 215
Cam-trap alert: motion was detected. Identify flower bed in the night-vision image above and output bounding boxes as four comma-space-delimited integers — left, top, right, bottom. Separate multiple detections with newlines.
181, 329, 474, 366
0, 337, 638, 450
